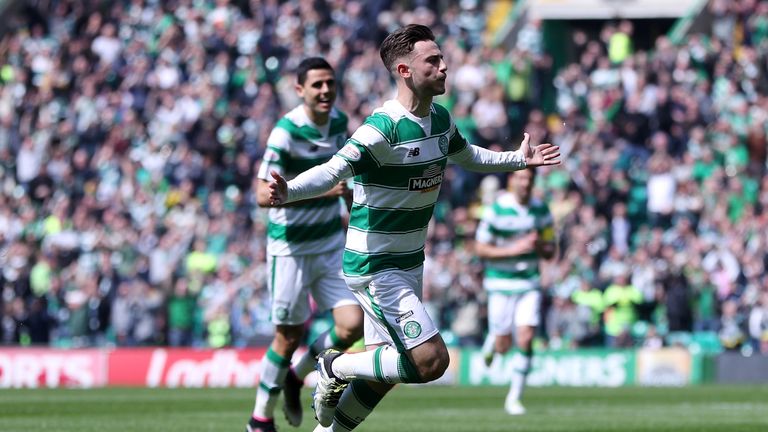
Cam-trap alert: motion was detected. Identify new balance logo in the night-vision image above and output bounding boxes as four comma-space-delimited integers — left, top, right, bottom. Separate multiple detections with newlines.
406, 147, 420, 157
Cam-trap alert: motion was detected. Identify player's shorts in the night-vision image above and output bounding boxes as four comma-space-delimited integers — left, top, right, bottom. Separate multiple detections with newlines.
346, 266, 438, 352
267, 250, 358, 325
487, 289, 541, 336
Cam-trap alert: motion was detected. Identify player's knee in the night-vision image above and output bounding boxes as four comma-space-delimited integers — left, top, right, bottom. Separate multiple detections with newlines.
414, 346, 450, 382
275, 325, 304, 351
496, 337, 512, 353
516, 327, 535, 350
333, 322, 363, 343
332, 306, 364, 342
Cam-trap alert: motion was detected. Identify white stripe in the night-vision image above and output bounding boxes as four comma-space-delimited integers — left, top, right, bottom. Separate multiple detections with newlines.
484, 278, 539, 291
490, 214, 537, 231
486, 259, 539, 272
353, 183, 439, 209
268, 204, 342, 225
345, 227, 428, 254
268, 233, 345, 256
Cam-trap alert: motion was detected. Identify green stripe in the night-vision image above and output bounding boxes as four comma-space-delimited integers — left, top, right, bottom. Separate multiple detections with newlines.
288, 197, 340, 210
267, 218, 342, 242
367, 289, 406, 353
373, 346, 384, 382
265, 347, 291, 368
359, 159, 446, 189
350, 379, 381, 411
258, 381, 282, 395
528, 205, 550, 217
484, 267, 539, 280
487, 288, 537, 295
431, 104, 451, 135
286, 155, 334, 173
447, 129, 468, 155
386, 132, 450, 148
349, 204, 434, 233
276, 117, 347, 142
334, 408, 360, 430
394, 118, 426, 142
343, 249, 424, 276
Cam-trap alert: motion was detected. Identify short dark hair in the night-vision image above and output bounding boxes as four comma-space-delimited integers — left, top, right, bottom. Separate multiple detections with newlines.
379, 24, 436, 72
296, 57, 334, 85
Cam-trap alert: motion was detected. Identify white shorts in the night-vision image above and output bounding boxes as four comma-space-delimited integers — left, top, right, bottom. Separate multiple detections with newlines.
267, 250, 358, 325
487, 290, 541, 336
347, 267, 438, 352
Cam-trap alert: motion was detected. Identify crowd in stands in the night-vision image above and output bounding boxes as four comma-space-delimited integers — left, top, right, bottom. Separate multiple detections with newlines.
1, 0, 767, 355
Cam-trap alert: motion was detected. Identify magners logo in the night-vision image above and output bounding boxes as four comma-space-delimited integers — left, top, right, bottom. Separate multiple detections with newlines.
408, 164, 443, 192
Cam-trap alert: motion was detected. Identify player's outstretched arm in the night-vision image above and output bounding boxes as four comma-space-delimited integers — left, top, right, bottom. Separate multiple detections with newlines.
266, 156, 353, 207
448, 132, 560, 172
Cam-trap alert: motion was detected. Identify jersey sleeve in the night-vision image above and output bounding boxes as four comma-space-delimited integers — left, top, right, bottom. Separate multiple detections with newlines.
257, 126, 291, 180
446, 120, 470, 156
334, 114, 391, 176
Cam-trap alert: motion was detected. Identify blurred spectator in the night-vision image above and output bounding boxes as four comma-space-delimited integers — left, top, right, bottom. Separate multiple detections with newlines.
719, 299, 746, 350
603, 273, 642, 347
570, 278, 604, 347
748, 291, 768, 353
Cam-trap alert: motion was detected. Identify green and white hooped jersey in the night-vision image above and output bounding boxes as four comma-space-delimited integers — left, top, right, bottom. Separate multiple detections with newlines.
334, 100, 469, 281
476, 193, 553, 294
258, 106, 348, 256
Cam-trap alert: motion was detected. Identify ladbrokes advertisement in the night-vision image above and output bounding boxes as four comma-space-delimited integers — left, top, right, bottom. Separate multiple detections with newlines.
0, 347, 696, 388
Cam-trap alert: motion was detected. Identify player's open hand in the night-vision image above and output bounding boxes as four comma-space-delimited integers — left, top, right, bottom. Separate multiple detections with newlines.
519, 132, 561, 167
268, 170, 288, 206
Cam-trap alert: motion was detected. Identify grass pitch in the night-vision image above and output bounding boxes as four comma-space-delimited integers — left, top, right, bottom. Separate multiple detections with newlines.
1, 385, 766, 432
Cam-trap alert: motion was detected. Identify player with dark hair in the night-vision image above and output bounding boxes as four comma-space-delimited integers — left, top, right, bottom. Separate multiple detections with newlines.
245, 57, 363, 432
267, 25, 560, 431
476, 167, 556, 415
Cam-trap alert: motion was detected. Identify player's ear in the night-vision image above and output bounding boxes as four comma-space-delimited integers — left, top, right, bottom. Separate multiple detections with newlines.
295, 82, 305, 98
396, 62, 410, 78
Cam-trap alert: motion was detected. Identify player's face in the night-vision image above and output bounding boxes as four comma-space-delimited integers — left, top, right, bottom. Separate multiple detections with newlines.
296, 68, 336, 115
406, 40, 447, 96
508, 169, 535, 202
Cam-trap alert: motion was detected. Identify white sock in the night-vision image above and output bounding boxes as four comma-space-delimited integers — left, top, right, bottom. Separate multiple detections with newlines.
331, 345, 421, 384
252, 347, 290, 419
508, 351, 532, 401
294, 327, 352, 379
